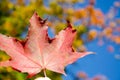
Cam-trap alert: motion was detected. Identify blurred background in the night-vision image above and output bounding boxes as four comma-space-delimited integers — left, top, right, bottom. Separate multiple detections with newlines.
0, 0, 120, 80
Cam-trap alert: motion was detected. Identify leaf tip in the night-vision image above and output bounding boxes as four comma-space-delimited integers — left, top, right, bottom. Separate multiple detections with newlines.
66, 20, 72, 28
84, 52, 95, 56
66, 20, 76, 33
27, 73, 36, 78
30, 12, 47, 25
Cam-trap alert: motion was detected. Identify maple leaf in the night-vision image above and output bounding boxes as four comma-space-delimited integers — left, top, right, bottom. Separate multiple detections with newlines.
0, 12, 92, 77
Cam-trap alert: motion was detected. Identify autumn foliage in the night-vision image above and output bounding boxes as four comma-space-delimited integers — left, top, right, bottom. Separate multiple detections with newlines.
0, 0, 120, 80
0, 12, 92, 78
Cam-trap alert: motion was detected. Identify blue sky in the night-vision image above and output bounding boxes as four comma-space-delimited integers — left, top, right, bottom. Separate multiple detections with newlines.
62, 0, 120, 80
63, 39, 120, 80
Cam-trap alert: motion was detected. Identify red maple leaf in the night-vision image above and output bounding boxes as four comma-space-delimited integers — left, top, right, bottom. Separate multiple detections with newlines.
0, 12, 92, 77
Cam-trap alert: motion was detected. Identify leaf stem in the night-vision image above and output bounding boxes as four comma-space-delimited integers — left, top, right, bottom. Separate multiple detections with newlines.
43, 69, 47, 77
